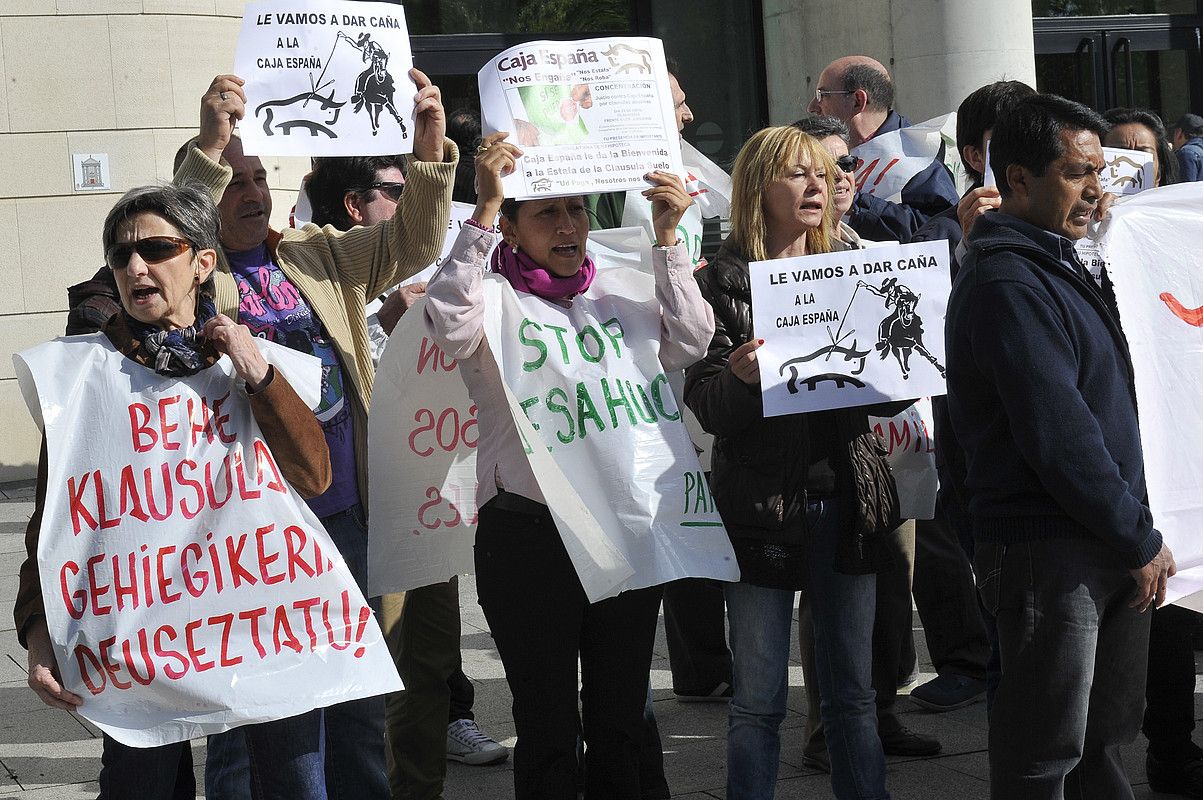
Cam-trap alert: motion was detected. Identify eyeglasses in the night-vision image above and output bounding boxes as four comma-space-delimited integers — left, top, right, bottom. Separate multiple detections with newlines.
815, 88, 856, 103
836, 154, 863, 173
105, 236, 194, 270
363, 181, 404, 201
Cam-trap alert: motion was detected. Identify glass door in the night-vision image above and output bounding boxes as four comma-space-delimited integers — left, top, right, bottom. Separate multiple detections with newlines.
1035, 14, 1203, 123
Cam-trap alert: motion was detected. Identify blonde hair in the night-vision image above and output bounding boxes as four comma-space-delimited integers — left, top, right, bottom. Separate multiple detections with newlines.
727, 126, 838, 262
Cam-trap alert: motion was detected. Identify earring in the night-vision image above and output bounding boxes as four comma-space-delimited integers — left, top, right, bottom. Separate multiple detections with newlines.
510, 241, 521, 255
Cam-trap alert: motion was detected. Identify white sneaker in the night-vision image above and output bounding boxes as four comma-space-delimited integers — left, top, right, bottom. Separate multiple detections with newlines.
446, 719, 509, 765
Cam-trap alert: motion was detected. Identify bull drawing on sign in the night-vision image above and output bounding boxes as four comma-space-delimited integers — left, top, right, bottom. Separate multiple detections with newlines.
601, 43, 652, 74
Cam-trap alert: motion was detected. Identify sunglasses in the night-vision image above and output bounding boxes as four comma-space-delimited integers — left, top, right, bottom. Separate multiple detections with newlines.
363, 181, 404, 201
105, 236, 194, 270
836, 154, 863, 174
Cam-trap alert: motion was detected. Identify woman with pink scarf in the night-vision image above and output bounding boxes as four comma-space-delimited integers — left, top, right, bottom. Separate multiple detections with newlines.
424, 132, 712, 800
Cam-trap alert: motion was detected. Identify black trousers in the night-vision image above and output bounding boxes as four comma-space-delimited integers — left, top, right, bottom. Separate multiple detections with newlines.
475, 500, 664, 800
1143, 603, 1201, 759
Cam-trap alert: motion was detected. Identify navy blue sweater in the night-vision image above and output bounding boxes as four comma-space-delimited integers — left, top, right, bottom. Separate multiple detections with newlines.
945, 212, 1161, 569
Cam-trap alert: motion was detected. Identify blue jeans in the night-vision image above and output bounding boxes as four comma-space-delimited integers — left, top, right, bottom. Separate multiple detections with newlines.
725, 499, 888, 800
206, 504, 388, 800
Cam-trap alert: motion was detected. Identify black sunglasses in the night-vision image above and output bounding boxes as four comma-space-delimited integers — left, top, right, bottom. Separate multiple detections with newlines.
105, 236, 194, 270
363, 181, 404, 201
836, 154, 863, 174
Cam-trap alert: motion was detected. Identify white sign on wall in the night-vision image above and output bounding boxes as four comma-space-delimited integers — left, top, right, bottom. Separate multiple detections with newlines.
72, 153, 110, 191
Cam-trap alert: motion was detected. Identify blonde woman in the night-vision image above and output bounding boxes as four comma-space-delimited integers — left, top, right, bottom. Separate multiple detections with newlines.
684, 126, 904, 800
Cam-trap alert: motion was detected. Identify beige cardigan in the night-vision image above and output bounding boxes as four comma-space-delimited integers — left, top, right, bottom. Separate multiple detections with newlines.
175, 141, 458, 507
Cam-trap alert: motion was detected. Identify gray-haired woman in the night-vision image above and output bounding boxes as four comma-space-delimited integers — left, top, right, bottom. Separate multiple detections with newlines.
15, 183, 333, 800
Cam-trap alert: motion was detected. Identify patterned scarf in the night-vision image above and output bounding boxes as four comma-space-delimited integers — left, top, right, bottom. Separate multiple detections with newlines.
490, 242, 595, 301
128, 295, 218, 377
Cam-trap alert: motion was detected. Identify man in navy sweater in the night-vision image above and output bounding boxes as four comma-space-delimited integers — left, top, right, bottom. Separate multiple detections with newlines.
945, 93, 1176, 799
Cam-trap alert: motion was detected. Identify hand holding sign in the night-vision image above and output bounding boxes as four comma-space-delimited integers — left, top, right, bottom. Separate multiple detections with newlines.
26, 618, 84, 711
204, 313, 271, 392
729, 339, 764, 385
410, 68, 446, 163
473, 133, 523, 225
958, 186, 1000, 243
200, 74, 248, 164
641, 170, 693, 247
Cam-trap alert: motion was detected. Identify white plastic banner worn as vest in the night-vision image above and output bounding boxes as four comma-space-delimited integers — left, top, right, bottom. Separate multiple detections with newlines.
13, 336, 400, 747
851, 113, 957, 204
1097, 183, 1203, 608
480, 266, 740, 601
367, 229, 731, 596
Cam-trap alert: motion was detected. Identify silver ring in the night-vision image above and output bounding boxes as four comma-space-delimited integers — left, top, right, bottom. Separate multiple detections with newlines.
219, 91, 228, 101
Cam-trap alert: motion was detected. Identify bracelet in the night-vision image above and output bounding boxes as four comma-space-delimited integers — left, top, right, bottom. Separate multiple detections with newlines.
464, 218, 492, 232
654, 237, 684, 249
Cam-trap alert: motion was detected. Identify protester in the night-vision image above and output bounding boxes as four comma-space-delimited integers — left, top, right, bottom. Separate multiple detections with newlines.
905, 81, 1038, 715
789, 114, 940, 768
303, 155, 508, 798
423, 132, 709, 799
1173, 113, 1203, 182
1100, 106, 1203, 799
171, 71, 455, 800
946, 93, 1177, 798
807, 55, 958, 241
17, 183, 334, 800
685, 125, 907, 799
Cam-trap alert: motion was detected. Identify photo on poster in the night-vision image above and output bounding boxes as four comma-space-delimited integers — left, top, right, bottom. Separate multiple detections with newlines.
478, 37, 685, 199
234, 0, 417, 156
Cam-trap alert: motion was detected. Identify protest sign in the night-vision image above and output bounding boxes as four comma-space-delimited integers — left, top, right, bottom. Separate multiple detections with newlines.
478, 37, 686, 199
852, 114, 957, 203
1101, 146, 1155, 195
869, 398, 937, 520
1075, 149, 1158, 279
235, 0, 416, 156
13, 337, 400, 746
1096, 183, 1203, 607
751, 240, 950, 416
367, 227, 725, 596
481, 266, 739, 600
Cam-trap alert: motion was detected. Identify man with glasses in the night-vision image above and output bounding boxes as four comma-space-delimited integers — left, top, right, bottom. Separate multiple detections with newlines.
807, 55, 958, 242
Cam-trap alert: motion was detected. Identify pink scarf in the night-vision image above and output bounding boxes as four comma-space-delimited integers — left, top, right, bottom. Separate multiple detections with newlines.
490, 243, 595, 300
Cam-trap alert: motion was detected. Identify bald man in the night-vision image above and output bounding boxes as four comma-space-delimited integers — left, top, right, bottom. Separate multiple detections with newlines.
808, 55, 958, 242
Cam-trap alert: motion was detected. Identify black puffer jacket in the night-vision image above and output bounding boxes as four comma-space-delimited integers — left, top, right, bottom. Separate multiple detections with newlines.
684, 241, 903, 588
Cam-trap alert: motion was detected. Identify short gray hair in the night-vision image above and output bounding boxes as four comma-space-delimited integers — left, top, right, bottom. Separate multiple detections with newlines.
102, 182, 221, 255
791, 115, 850, 143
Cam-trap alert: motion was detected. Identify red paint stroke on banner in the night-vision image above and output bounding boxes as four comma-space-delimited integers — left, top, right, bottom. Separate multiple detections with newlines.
1159, 292, 1203, 326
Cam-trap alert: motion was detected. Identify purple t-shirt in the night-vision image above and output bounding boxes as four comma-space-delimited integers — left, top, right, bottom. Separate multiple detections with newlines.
227, 244, 360, 517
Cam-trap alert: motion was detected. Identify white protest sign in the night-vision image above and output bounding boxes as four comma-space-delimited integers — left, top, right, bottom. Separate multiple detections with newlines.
235, 0, 416, 156
481, 268, 739, 601
751, 240, 950, 416
869, 398, 937, 520
478, 37, 685, 199
1096, 182, 1203, 607
852, 113, 957, 204
368, 298, 479, 595
1101, 146, 1155, 195
13, 336, 399, 747
368, 227, 658, 596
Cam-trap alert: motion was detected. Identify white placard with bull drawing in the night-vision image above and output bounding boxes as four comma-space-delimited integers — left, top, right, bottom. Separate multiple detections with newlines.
234, 0, 416, 156
750, 241, 951, 417
1101, 146, 1155, 195
477, 37, 685, 199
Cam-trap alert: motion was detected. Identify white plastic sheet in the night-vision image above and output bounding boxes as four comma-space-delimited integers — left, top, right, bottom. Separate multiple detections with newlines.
13, 336, 400, 746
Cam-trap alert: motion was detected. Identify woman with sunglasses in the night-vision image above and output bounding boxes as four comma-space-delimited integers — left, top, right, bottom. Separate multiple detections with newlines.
684, 126, 904, 800
15, 183, 334, 800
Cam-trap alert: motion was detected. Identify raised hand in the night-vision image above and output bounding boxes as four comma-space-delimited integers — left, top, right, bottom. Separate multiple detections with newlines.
410, 68, 446, 163
199, 74, 247, 164
641, 171, 693, 247
472, 132, 523, 226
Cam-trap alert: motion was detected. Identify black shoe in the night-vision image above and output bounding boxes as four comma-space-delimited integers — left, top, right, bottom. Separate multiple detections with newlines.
1147, 751, 1203, 798
909, 673, 987, 713
879, 725, 941, 757
673, 681, 733, 703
